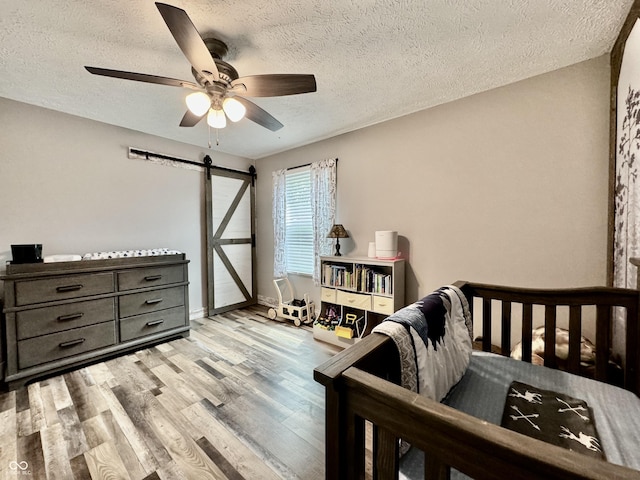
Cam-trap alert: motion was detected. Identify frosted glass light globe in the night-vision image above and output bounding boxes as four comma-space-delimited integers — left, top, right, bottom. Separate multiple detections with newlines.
207, 108, 227, 129
222, 97, 246, 122
185, 92, 211, 116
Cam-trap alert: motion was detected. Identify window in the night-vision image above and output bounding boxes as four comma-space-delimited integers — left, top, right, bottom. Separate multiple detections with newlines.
273, 158, 336, 284
285, 168, 313, 275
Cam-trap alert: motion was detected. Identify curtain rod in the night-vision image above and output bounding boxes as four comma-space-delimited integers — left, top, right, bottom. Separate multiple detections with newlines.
128, 147, 256, 180
286, 157, 339, 171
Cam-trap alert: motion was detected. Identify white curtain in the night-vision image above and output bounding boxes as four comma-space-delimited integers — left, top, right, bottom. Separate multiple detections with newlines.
272, 169, 287, 278
311, 158, 337, 285
613, 19, 640, 360
614, 20, 640, 291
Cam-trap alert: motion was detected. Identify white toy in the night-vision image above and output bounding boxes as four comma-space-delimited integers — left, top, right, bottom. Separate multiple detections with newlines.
268, 277, 315, 326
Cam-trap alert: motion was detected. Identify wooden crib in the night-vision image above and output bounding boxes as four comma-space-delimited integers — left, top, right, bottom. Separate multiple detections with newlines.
313, 281, 640, 480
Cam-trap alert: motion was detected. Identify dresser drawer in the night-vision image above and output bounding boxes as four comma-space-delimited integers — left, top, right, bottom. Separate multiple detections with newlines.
118, 265, 185, 291
120, 306, 187, 342
119, 286, 185, 318
18, 321, 116, 369
336, 290, 371, 310
15, 272, 114, 306
321, 288, 336, 303
16, 298, 115, 340
372, 295, 394, 315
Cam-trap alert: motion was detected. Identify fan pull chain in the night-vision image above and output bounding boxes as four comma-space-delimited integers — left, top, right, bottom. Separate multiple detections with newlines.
207, 124, 220, 148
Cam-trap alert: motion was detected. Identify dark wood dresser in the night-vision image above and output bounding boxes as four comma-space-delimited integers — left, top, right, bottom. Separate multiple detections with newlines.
0, 254, 189, 389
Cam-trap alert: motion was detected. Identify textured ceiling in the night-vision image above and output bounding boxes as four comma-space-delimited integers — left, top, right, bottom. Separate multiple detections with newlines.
0, 1, 633, 159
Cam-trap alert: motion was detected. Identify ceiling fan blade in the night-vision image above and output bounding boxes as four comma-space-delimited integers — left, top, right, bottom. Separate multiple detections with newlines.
231, 74, 317, 97
85, 66, 200, 89
234, 97, 283, 131
179, 110, 205, 127
155, 2, 219, 82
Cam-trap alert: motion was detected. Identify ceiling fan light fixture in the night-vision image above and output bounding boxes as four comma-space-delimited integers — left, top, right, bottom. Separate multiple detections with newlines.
222, 97, 246, 122
185, 91, 211, 116
84, 3, 317, 137
207, 108, 227, 129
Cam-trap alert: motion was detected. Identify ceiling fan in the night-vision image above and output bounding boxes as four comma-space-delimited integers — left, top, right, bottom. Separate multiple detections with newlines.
85, 2, 317, 132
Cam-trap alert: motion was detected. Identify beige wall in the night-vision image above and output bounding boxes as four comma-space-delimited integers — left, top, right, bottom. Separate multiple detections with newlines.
1, 55, 612, 331
255, 56, 611, 324
0, 98, 252, 315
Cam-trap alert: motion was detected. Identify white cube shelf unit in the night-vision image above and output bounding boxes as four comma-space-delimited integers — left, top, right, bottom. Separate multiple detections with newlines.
314, 256, 405, 348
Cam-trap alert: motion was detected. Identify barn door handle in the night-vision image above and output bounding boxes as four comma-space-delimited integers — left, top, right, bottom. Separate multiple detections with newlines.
56, 284, 83, 292
146, 319, 164, 327
57, 313, 84, 322
145, 298, 163, 305
59, 338, 86, 348
145, 275, 163, 281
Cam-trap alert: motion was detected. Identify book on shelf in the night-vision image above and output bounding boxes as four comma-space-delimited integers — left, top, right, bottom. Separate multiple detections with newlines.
354, 264, 393, 295
323, 264, 354, 288
322, 261, 393, 295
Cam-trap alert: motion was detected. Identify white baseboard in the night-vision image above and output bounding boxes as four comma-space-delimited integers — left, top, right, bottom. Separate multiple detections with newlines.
189, 307, 207, 320
258, 295, 277, 308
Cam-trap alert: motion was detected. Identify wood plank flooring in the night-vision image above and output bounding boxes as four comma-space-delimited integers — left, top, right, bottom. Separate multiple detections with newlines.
0, 306, 341, 479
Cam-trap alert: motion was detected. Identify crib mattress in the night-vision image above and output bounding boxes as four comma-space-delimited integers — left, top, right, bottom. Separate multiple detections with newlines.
399, 351, 640, 479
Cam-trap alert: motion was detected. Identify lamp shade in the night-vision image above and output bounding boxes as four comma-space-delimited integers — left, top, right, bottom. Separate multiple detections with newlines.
222, 97, 246, 122
207, 108, 227, 129
185, 91, 211, 116
327, 224, 349, 238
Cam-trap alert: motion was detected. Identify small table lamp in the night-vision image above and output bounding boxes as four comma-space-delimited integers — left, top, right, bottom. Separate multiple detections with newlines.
327, 224, 349, 256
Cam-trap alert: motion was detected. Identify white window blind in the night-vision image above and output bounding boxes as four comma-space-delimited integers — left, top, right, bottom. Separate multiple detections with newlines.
285, 168, 313, 275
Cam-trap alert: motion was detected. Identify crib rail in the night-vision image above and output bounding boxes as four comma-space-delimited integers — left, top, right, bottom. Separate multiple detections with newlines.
339, 364, 640, 480
453, 281, 640, 395
314, 332, 400, 480
314, 280, 640, 479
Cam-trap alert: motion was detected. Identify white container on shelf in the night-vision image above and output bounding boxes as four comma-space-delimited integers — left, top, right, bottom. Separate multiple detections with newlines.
375, 231, 398, 259
367, 242, 376, 258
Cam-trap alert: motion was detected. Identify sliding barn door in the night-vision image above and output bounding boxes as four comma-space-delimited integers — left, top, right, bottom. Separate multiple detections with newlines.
206, 168, 256, 315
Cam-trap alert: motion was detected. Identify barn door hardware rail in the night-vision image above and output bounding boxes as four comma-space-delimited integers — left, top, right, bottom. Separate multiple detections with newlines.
128, 147, 256, 181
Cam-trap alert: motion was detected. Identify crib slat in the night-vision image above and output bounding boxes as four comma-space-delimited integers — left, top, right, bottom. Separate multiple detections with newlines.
346, 412, 366, 479
544, 305, 557, 369
425, 455, 450, 480
500, 301, 512, 357
568, 306, 582, 374
595, 305, 610, 382
482, 298, 492, 352
625, 302, 639, 394
373, 425, 398, 479
522, 304, 533, 363
323, 383, 345, 480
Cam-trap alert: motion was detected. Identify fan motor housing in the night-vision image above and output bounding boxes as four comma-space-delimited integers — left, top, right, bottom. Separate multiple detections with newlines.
198, 38, 239, 85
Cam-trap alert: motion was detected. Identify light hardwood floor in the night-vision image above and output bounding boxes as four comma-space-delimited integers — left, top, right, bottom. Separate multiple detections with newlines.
0, 306, 340, 479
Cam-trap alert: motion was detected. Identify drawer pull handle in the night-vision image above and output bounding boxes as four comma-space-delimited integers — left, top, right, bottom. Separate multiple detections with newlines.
59, 338, 86, 348
145, 298, 163, 305
58, 313, 84, 322
56, 284, 83, 293
145, 275, 163, 281
146, 319, 165, 327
